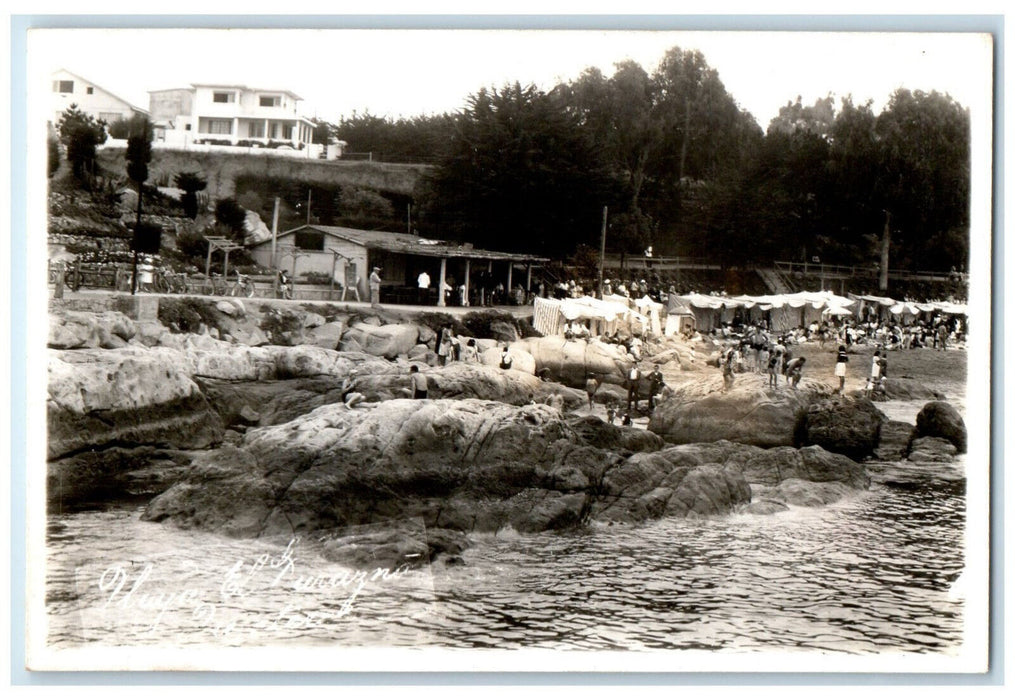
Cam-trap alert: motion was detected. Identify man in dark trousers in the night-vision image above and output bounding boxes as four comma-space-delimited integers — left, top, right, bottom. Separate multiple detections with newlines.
626, 363, 642, 413
648, 364, 666, 412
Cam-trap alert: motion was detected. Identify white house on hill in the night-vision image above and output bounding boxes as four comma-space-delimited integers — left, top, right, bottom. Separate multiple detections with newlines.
50, 69, 149, 127
148, 83, 339, 157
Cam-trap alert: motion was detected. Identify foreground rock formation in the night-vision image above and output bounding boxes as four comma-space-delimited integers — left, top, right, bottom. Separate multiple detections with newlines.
143, 400, 869, 550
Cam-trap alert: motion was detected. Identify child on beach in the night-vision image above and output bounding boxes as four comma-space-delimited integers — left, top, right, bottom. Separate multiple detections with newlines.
606, 405, 617, 425
722, 350, 735, 393
834, 345, 848, 394
866, 350, 881, 397
768, 347, 781, 388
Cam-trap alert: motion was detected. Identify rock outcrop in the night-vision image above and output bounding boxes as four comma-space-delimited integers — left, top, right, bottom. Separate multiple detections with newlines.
142, 401, 754, 538
513, 337, 633, 387
801, 396, 885, 461
647, 373, 830, 448
49, 310, 136, 349
339, 322, 421, 359
912, 401, 967, 453
48, 348, 224, 459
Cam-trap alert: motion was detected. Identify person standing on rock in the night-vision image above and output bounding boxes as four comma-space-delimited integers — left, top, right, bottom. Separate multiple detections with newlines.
866, 350, 881, 397
767, 346, 781, 388
834, 345, 849, 394
409, 365, 428, 399
585, 373, 600, 410
626, 363, 642, 412
438, 331, 453, 366
648, 365, 665, 411
369, 266, 383, 305
722, 350, 735, 393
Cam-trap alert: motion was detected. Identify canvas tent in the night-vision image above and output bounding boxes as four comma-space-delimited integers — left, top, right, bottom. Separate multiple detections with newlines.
532, 296, 650, 337
673, 291, 856, 333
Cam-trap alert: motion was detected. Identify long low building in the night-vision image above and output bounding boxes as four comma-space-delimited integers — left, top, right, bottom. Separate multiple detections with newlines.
249, 224, 548, 304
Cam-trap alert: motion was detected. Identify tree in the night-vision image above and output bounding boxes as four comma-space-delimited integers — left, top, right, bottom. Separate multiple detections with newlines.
174, 171, 207, 219
56, 104, 106, 181
874, 89, 970, 271
214, 198, 248, 241
125, 115, 154, 294
421, 82, 614, 257
47, 134, 61, 177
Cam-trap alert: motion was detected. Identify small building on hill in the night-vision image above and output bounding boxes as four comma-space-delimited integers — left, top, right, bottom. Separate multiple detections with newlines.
249, 224, 548, 305
50, 69, 149, 127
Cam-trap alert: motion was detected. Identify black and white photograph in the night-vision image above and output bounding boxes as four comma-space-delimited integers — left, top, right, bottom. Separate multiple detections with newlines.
20, 21, 994, 674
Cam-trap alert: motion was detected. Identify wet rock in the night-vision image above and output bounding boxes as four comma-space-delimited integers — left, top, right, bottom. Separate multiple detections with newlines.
765, 478, 856, 507
743, 500, 790, 515
802, 396, 885, 461
648, 373, 828, 448
907, 436, 958, 463
740, 444, 869, 489
875, 420, 915, 461
48, 446, 193, 511
913, 401, 967, 453
318, 525, 470, 570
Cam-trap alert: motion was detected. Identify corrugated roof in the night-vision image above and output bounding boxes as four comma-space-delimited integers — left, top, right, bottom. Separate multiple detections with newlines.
269, 225, 549, 263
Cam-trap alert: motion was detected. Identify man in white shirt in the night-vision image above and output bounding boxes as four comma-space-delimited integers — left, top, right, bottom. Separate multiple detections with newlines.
417, 270, 430, 304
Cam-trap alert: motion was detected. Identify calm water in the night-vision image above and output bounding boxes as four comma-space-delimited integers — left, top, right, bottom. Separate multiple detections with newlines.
46, 459, 965, 653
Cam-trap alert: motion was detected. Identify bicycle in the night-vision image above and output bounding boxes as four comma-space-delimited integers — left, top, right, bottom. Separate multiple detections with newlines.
200, 272, 228, 296
158, 269, 189, 294
227, 271, 256, 298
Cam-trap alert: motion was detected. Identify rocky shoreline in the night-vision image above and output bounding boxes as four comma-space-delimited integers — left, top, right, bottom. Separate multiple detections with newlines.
47, 299, 967, 569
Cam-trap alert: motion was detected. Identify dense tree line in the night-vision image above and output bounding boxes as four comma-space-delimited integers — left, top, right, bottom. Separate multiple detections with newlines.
347, 45, 969, 273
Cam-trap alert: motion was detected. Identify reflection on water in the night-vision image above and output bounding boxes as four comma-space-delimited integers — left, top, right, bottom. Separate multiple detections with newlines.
46, 472, 965, 653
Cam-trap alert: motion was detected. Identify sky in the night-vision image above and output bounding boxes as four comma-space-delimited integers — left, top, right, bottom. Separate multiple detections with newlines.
28, 28, 992, 130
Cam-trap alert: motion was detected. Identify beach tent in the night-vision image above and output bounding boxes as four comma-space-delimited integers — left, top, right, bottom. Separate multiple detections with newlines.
634, 295, 665, 337
532, 296, 648, 337
665, 296, 696, 336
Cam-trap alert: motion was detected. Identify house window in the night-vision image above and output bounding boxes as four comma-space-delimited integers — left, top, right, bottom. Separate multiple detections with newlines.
248, 122, 265, 138
212, 92, 235, 104
86, 87, 94, 95
259, 95, 281, 107
294, 230, 325, 251
207, 119, 232, 135
53, 80, 74, 93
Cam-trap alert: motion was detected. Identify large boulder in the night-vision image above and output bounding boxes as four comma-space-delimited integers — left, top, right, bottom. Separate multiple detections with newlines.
48, 348, 224, 459
49, 310, 136, 349
913, 401, 967, 453
340, 322, 420, 359
802, 396, 885, 461
303, 321, 345, 350
648, 373, 829, 448
241, 210, 272, 246
479, 345, 536, 375
142, 400, 749, 539
513, 337, 632, 387
907, 436, 959, 463
739, 444, 869, 490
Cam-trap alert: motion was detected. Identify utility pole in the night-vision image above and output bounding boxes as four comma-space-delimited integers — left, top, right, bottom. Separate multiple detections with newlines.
270, 197, 280, 270
598, 205, 608, 298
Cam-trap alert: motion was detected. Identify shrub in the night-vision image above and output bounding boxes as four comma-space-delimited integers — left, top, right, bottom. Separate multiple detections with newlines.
158, 298, 222, 334
415, 311, 466, 336
517, 316, 543, 338
460, 310, 519, 339
175, 171, 208, 219
260, 308, 304, 345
